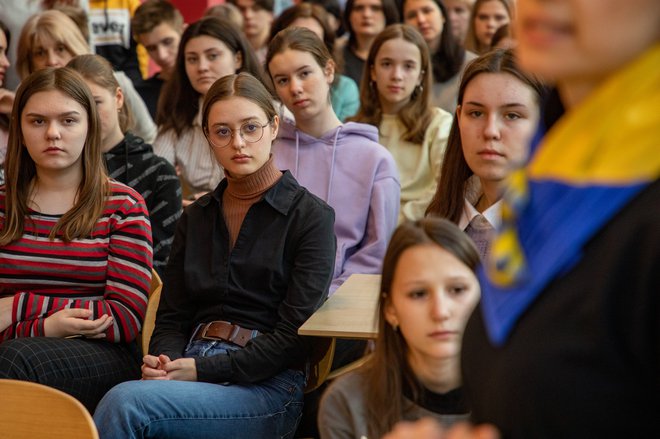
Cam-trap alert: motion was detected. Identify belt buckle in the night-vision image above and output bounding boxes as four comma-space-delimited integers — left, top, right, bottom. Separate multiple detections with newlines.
201, 321, 239, 343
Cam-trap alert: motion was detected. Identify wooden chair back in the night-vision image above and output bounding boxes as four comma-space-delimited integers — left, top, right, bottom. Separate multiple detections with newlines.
0, 379, 99, 439
141, 269, 163, 355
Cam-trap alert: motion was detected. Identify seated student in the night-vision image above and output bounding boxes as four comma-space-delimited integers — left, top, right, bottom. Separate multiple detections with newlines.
306, 0, 343, 37
154, 16, 264, 205
93, 72, 336, 439
68, 54, 181, 276
132, 0, 185, 120
266, 27, 400, 295
352, 24, 453, 223
16, 9, 157, 144
228, 0, 274, 64
0, 67, 152, 411
403, 0, 477, 112
270, 3, 360, 122
464, 0, 513, 55
441, 0, 475, 45
426, 49, 542, 260
338, 0, 400, 86
318, 218, 480, 439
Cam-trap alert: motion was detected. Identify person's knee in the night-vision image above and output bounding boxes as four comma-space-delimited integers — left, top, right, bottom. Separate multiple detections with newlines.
0, 339, 39, 380
96, 381, 142, 414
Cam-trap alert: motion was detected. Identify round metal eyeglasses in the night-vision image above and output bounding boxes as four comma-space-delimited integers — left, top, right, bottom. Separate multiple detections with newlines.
206, 120, 272, 148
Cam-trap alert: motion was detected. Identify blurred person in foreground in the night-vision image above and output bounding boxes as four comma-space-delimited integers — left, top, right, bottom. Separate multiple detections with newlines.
384, 0, 660, 437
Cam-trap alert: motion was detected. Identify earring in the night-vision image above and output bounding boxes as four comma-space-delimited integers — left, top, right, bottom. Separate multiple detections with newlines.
391, 322, 399, 332
412, 84, 424, 99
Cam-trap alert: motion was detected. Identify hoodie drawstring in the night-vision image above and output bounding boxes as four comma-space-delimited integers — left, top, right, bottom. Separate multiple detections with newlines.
326, 126, 342, 203
294, 130, 300, 180
293, 126, 343, 203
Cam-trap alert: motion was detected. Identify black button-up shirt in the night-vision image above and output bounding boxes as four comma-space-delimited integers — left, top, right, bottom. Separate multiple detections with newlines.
150, 171, 336, 383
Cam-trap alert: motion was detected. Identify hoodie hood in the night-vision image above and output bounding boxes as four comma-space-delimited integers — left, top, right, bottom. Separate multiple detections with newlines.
274, 120, 383, 202
277, 120, 379, 145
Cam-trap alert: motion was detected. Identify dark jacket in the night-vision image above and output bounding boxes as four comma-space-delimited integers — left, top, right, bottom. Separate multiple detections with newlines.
150, 171, 336, 383
135, 73, 165, 121
104, 132, 181, 273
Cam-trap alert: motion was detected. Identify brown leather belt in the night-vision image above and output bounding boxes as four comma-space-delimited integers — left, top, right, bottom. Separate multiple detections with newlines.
192, 321, 260, 347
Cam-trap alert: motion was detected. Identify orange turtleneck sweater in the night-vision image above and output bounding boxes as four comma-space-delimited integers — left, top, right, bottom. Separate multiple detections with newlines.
222, 156, 283, 248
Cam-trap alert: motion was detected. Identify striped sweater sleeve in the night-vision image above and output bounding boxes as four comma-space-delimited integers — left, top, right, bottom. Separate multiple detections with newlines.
2, 183, 153, 343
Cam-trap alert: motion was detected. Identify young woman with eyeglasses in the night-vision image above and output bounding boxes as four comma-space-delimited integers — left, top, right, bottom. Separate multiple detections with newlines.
154, 16, 264, 205
94, 72, 336, 439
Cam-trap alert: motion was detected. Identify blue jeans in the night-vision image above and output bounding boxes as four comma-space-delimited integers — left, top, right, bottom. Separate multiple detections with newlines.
93, 340, 306, 439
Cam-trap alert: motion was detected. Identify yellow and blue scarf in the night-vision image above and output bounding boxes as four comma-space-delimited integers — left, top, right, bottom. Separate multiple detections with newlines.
481, 44, 660, 345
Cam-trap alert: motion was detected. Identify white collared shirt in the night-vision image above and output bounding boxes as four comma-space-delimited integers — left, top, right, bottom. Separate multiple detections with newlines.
458, 176, 502, 231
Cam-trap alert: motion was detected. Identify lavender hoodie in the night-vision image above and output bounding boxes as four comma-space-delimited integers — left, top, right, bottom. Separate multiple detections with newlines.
273, 120, 400, 294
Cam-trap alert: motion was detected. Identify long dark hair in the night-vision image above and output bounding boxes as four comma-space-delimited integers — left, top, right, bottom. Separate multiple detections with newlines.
352, 24, 433, 144
343, 0, 400, 51
425, 49, 544, 222
402, 0, 466, 83
157, 17, 264, 136
362, 217, 480, 438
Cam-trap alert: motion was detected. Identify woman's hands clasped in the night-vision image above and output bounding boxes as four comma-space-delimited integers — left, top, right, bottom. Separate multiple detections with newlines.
142, 354, 197, 381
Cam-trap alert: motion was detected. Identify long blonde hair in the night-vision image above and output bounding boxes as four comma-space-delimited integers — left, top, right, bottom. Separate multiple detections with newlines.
0, 68, 108, 245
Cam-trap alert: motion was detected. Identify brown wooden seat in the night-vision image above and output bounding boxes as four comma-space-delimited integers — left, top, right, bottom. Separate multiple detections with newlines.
141, 269, 163, 356
0, 379, 99, 439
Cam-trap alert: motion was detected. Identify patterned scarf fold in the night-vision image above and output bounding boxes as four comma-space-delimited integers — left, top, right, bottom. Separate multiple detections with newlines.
481, 44, 660, 345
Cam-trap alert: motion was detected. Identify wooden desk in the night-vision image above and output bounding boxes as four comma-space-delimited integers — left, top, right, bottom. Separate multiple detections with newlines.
299, 274, 381, 339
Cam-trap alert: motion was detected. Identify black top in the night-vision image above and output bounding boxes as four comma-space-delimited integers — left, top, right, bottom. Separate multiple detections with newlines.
402, 380, 468, 414
150, 171, 336, 383
135, 74, 165, 120
342, 45, 366, 87
104, 132, 181, 274
462, 179, 660, 438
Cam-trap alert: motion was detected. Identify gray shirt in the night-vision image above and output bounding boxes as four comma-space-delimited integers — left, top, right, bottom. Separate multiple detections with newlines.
319, 370, 468, 439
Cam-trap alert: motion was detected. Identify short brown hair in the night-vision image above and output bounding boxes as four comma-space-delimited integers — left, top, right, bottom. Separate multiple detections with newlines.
132, 0, 184, 36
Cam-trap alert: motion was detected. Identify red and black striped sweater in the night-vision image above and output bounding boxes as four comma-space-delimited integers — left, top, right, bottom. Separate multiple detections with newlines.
0, 181, 153, 343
